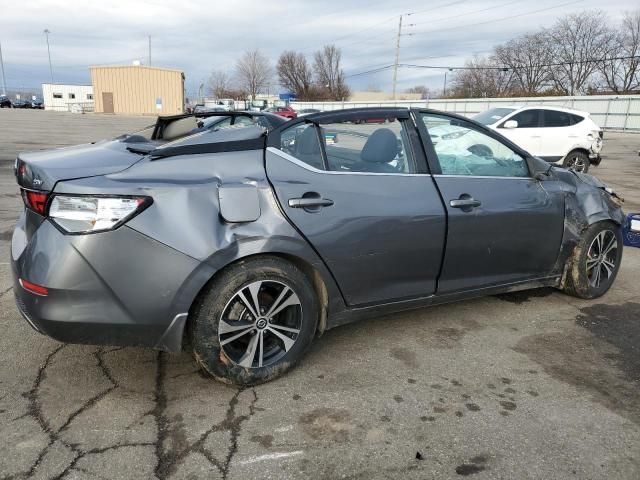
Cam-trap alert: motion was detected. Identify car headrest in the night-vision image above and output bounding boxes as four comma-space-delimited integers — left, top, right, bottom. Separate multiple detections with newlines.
297, 126, 320, 155
361, 128, 398, 163
162, 117, 199, 141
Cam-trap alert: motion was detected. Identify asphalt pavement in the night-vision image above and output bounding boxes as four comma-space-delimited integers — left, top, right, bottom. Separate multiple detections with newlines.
0, 109, 638, 480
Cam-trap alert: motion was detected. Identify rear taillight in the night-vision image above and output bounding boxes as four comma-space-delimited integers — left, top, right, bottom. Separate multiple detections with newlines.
48, 195, 152, 234
21, 189, 49, 215
19, 279, 49, 296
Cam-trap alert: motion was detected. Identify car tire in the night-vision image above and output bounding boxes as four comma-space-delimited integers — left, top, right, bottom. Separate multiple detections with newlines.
563, 221, 622, 299
563, 150, 590, 173
189, 256, 319, 385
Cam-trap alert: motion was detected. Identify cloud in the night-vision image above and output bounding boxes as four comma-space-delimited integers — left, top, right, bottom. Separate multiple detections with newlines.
0, 0, 631, 95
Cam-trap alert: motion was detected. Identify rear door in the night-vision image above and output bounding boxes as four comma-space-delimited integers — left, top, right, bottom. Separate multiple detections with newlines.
537, 109, 576, 160
496, 109, 542, 155
265, 111, 446, 306
416, 111, 564, 293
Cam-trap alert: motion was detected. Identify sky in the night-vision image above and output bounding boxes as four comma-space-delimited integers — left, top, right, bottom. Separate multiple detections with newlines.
0, 0, 633, 98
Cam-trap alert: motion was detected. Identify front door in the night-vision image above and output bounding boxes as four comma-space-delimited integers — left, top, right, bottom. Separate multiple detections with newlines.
417, 111, 564, 293
266, 112, 446, 306
102, 92, 114, 113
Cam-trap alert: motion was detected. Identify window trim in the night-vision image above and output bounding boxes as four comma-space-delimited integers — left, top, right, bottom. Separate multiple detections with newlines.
416, 110, 532, 179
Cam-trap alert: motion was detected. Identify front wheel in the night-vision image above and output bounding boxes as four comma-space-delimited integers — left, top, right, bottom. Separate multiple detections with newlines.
563, 150, 590, 173
189, 257, 319, 385
563, 222, 623, 299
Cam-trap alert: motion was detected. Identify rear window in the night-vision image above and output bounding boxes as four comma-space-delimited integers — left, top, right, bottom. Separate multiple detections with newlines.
472, 108, 516, 125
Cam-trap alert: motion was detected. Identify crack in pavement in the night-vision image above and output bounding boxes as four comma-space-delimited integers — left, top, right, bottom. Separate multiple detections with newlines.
152, 352, 259, 480
8, 346, 155, 480
7, 348, 261, 480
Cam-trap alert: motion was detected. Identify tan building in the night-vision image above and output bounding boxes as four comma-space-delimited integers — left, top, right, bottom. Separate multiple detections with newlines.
90, 65, 185, 115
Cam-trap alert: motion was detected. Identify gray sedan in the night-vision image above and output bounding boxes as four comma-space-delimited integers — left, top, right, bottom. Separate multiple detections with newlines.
11, 107, 625, 385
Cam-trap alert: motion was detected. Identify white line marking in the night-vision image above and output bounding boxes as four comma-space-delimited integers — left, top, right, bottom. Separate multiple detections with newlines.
239, 451, 304, 465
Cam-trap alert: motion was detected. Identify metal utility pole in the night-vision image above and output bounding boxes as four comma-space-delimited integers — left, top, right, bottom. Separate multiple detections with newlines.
148, 35, 152, 66
44, 29, 53, 83
391, 15, 402, 100
443, 71, 447, 97
0, 42, 7, 96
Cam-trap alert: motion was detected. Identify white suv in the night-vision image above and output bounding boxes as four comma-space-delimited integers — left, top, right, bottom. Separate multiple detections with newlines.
473, 106, 603, 173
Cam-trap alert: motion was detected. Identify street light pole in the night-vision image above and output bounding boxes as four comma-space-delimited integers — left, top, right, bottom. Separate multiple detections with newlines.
44, 29, 53, 83
0, 42, 7, 96
148, 35, 152, 66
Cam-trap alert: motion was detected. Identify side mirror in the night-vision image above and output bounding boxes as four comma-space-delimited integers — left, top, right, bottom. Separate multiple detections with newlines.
503, 120, 518, 129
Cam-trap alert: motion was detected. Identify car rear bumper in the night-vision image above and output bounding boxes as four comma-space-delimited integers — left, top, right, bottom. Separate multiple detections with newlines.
11, 213, 203, 351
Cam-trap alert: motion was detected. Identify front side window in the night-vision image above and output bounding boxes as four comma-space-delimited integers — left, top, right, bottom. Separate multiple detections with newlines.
321, 118, 416, 173
508, 109, 540, 128
542, 110, 572, 127
421, 113, 529, 177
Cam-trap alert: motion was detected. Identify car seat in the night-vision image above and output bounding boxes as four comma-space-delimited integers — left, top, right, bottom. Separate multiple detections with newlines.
360, 128, 399, 173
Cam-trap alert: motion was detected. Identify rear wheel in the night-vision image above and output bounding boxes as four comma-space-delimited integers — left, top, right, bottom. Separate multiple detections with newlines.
190, 256, 318, 385
563, 222, 622, 299
563, 150, 590, 173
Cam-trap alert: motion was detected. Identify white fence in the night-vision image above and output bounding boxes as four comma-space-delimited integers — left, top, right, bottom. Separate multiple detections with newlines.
291, 95, 640, 131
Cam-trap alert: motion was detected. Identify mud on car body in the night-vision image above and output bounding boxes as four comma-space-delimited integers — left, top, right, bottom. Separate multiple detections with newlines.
11, 108, 625, 385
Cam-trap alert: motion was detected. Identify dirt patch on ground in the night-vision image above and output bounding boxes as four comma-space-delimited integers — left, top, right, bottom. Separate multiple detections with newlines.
514, 302, 640, 424
299, 408, 353, 442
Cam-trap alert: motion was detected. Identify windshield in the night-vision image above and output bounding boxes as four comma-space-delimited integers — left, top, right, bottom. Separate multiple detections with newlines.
473, 108, 516, 125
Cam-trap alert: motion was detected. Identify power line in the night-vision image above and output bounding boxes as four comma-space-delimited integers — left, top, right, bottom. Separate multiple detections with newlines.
408, 0, 525, 26
409, 0, 582, 36
346, 55, 640, 78
405, 0, 470, 17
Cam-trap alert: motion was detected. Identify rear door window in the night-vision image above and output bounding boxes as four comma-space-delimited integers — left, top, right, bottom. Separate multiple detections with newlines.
542, 110, 572, 127
320, 119, 416, 174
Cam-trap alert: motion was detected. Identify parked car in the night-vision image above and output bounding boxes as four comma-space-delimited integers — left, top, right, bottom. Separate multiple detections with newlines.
12, 107, 625, 385
266, 105, 297, 119
473, 106, 602, 173
0, 95, 12, 108
12, 99, 31, 109
30, 99, 44, 109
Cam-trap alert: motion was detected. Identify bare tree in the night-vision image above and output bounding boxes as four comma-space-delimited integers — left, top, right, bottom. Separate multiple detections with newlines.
313, 45, 350, 100
277, 51, 315, 100
449, 55, 514, 98
546, 11, 612, 95
235, 49, 272, 100
598, 10, 640, 93
494, 32, 553, 94
405, 85, 430, 99
207, 70, 232, 99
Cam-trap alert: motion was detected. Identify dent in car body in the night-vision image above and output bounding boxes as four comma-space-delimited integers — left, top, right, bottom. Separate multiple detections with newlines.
46, 147, 343, 350
543, 167, 626, 283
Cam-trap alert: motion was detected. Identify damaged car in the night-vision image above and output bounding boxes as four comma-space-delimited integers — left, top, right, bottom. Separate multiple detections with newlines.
11, 107, 625, 385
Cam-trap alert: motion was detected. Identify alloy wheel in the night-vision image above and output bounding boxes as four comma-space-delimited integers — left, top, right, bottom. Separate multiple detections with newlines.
218, 280, 302, 368
586, 230, 618, 288
566, 155, 587, 172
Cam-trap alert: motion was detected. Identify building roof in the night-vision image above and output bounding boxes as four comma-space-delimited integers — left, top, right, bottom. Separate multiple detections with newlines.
89, 64, 184, 74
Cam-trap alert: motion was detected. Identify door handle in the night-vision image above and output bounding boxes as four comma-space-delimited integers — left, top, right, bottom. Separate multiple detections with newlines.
450, 198, 481, 209
288, 197, 334, 208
